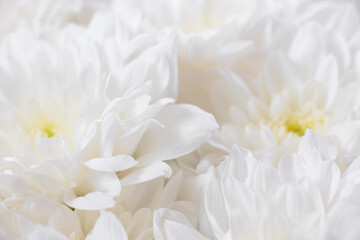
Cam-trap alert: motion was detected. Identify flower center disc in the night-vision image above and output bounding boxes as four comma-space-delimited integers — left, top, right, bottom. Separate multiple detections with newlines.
269, 111, 326, 142
39, 121, 56, 138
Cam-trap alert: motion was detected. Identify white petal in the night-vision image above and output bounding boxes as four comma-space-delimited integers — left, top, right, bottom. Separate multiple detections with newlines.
315, 55, 339, 109
227, 210, 256, 240
75, 210, 99, 236
203, 179, 228, 239
47, 206, 84, 238
248, 161, 280, 196
76, 170, 121, 196
135, 104, 218, 164
86, 211, 127, 240
126, 208, 152, 239
278, 153, 305, 183
263, 211, 292, 240
224, 145, 248, 182
120, 162, 172, 186
84, 155, 137, 172
299, 129, 329, 160
329, 121, 360, 155
265, 52, 299, 96
153, 208, 209, 240
27, 225, 69, 240
114, 119, 163, 156
64, 191, 116, 211
64, 170, 121, 210
222, 177, 261, 221
100, 114, 117, 158
165, 220, 209, 240
151, 171, 183, 209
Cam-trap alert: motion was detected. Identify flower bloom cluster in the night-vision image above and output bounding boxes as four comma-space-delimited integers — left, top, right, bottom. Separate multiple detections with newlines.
0, 0, 360, 239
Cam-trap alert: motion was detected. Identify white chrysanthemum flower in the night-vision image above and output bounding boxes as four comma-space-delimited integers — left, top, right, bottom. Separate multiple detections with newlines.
159, 131, 360, 239
0, 28, 122, 211
0, 13, 217, 238
202, 131, 360, 239
155, 1, 360, 169
208, 33, 360, 165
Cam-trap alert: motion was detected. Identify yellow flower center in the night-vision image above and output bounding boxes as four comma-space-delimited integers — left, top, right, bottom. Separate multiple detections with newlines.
26, 118, 61, 143
284, 114, 322, 137
38, 121, 57, 138
269, 110, 327, 142
21, 111, 68, 145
